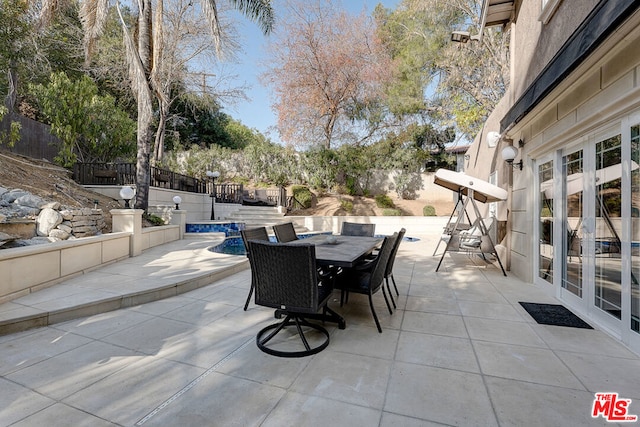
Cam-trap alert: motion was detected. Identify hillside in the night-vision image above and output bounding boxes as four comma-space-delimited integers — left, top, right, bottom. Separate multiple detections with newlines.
0, 151, 452, 230
0, 151, 121, 231
293, 193, 452, 217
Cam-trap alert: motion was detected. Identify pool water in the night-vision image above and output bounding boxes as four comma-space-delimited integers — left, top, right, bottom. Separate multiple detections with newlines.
209, 234, 420, 256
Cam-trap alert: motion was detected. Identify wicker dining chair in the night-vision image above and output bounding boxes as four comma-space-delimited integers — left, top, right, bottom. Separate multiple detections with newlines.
340, 221, 376, 237
334, 232, 398, 333
273, 222, 299, 243
384, 228, 406, 304
246, 240, 342, 357
240, 227, 270, 311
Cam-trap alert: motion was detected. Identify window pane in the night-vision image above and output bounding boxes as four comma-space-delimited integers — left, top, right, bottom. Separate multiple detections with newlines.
539, 160, 553, 283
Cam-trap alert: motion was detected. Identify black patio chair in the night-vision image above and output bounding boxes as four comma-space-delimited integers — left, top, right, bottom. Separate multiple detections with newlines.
240, 227, 270, 311
273, 222, 298, 243
340, 221, 376, 237
334, 232, 398, 333
246, 240, 344, 357
384, 228, 406, 308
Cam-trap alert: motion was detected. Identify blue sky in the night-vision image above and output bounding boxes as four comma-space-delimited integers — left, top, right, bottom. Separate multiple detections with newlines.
219, 0, 401, 143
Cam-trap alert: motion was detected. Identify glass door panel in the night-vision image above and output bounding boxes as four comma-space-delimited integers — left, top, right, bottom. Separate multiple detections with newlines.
594, 135, 622, 319
538, 160, 554, 284
632, 125, 640, 333
563, 150, 584, 297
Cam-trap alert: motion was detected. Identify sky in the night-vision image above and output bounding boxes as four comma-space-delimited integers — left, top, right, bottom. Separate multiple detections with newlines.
217, 0, 402, 143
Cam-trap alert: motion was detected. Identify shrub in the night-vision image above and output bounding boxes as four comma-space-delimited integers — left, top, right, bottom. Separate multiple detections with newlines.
340, 198, 353, 213
375, 194, 395, 208
143, 213, 165, 226
292, 185, 313, 209
423, 205, 436, 216
382, 208, 402, 216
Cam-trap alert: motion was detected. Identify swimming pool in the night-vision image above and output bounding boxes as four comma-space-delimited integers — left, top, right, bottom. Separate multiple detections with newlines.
209, 233, 420, 256
186, 222, 244, 236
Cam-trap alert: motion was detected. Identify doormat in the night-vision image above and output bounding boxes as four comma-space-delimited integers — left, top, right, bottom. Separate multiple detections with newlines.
519, 302, 593, 329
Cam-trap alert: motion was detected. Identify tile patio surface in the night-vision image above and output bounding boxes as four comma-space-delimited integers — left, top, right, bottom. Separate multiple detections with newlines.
0, 233, 639, 426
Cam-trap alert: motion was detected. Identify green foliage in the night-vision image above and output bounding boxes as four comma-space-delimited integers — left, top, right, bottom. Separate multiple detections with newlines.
160, 144, 233, 180
340, 199, 354, 213
0, 0, 31, 96
382, 208, 402, 216
166, 94, 233, 151
423, 205, 436, 216
29, 72, 135, 167
375, 0, 509, 139
301, 148, 339, 191
375, 194, 395, 209
292, 185, 313, 209
144, 213, 166, 226
243, 139, 301, 185
0, 106, 21, 148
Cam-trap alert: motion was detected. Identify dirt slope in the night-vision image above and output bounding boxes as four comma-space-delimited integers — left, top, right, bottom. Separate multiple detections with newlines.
290, 193, 452, 217
0, 151, 121, 231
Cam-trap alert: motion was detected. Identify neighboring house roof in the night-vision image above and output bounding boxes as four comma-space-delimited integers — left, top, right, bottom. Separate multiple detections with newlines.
481, 0, 516, 28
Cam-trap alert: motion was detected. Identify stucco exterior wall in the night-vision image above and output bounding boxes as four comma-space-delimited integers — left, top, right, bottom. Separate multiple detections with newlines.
509, 0, 599, 104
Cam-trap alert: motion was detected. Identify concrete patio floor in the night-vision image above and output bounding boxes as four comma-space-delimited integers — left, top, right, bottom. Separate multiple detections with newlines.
0, 234, 639, 426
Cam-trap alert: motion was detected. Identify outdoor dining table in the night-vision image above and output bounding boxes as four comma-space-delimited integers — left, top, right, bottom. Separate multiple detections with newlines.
287, 234, 383, 268
276, 233, 383, 330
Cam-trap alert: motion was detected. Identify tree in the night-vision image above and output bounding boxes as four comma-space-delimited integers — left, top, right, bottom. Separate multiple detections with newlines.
262, 0, 394, 149
76, 0, 275, 210
376, 0, 509, 139
29, 72, 136, 166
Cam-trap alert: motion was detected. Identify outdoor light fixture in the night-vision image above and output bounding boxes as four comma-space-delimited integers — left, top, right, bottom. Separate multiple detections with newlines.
119, 186, 135, 208
206, 170, 220, 220
501, 145, 522, 170
172, 195, 182, 210
451, 31, 481, 43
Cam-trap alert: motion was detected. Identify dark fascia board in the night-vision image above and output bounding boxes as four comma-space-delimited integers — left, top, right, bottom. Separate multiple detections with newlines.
500, 0, 640, 132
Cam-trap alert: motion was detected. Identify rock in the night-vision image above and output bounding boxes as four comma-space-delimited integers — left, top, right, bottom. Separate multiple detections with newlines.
0, 231, 19, 246
37, 208, 63, 236
60, 210, 73, 221
0, 187, 7, 196
0, 213, 5, 223
3, 189, 29, 203
14, 206, 40, 217
57, 223, 72, 233
22, 237, 52, 246
41, 201, 61, 210
14, 194, 46, 209
49, 229, 69, 240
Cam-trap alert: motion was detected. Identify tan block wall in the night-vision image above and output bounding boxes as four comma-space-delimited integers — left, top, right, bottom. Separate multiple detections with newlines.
60, 242, 102, 277
141, 225, 181, 251
0, 233, 131, 303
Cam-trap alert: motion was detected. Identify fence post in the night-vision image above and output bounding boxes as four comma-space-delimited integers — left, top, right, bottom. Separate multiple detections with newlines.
111, 208, 144, 256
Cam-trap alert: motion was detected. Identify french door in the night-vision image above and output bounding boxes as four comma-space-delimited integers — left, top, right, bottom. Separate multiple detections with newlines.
543, 116, 640, 349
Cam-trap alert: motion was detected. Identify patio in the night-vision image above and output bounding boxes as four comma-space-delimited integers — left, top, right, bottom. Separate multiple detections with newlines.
0, 234, 639, 426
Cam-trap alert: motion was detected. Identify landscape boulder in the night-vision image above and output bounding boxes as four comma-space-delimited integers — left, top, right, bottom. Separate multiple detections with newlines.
15, 194, 46, 209
37, 208, 63, 236
2, 189, 29, 203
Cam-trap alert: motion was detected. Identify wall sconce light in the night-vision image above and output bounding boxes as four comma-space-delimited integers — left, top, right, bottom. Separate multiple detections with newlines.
451, 31, 481, 43
487, 131, 501, 148
501, 145, 522, 170
172, 195, 182, 210
119, 186, 135, 208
